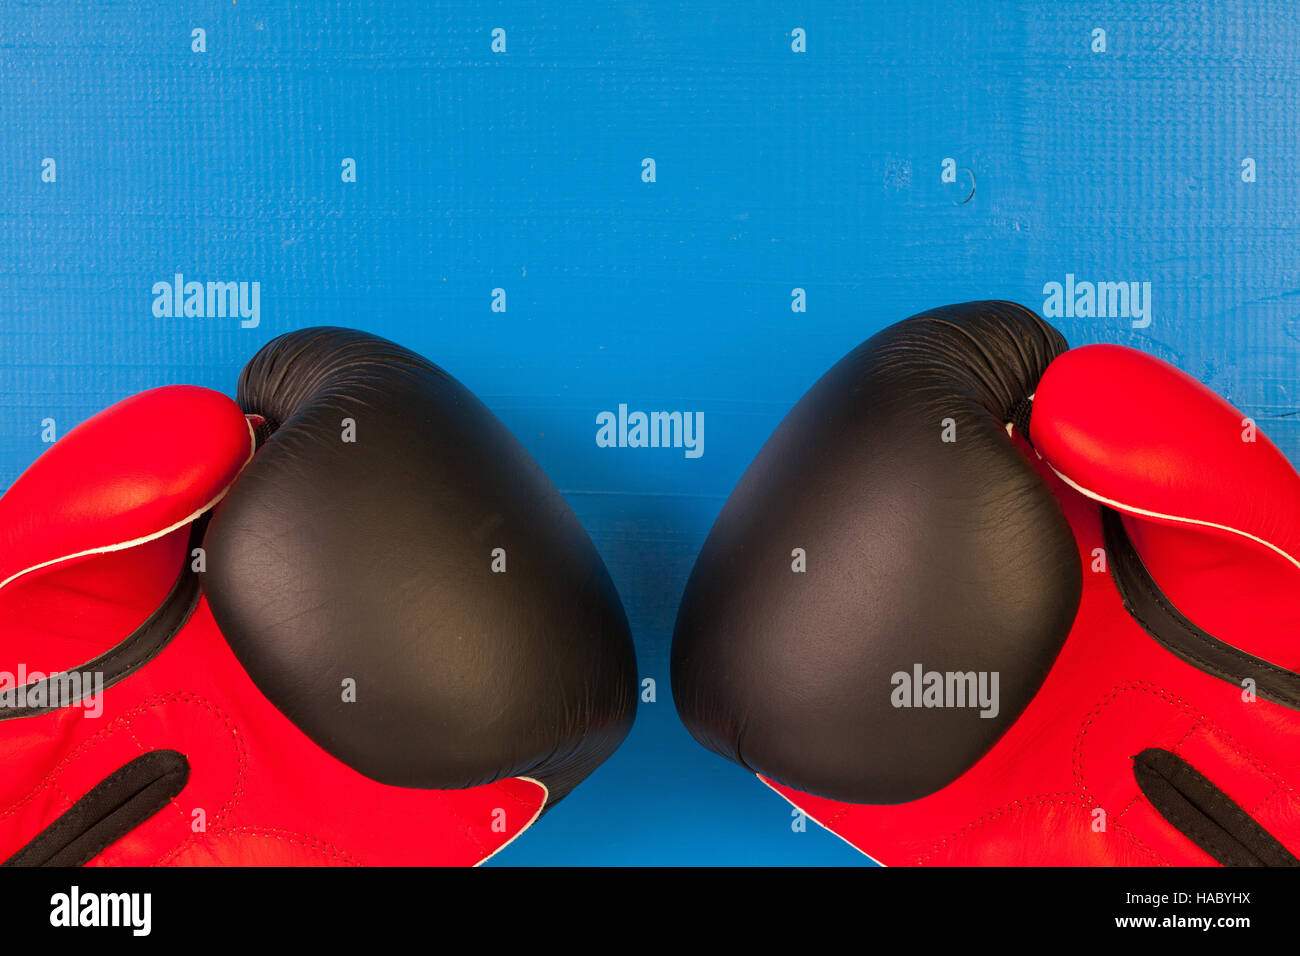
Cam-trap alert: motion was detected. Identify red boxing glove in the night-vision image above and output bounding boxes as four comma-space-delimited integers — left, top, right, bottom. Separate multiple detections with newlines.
673, 302, 1300, 866
0, 328, 636, 866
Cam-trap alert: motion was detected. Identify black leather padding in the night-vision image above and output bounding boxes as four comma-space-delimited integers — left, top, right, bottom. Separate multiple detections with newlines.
671, 301, 1081, 805
203, 327, 637, 802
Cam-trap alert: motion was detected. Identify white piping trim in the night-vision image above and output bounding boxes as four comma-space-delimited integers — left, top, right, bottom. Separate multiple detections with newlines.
0, 416, 259, 593
472, 776, 549, 867
758, 775, 887, 867
1005, 417, 1300, 572
1046, 464, 1300, 572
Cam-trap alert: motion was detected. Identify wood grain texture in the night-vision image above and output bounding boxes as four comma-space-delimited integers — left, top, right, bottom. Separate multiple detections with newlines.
0, 1, 1295, 864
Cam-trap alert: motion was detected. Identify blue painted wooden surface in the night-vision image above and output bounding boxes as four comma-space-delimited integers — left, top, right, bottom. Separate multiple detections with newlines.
2, 2, 1296, 864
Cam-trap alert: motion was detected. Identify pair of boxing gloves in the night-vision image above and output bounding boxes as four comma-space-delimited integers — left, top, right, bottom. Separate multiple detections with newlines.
1, 304, 1296, 866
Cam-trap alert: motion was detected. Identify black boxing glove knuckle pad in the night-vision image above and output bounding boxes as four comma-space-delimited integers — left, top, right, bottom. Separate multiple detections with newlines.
671, 302, 1082, 804
202, 327, 637, 800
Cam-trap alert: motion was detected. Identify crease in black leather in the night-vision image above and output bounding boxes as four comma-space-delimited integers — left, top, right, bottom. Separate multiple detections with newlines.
1103, 507, 1300, 711
3, 750, 190, 867
0, 522, 203, 723
671, 301, 1080, 805
1132, 748, 1298, 867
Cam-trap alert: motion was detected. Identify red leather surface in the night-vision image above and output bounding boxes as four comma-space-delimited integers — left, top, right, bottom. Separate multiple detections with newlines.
1035, 344, 1300, 667
1033, 345, 1300, 569
768, 346, 1300, 865
0, 387, 254, 593
0, 589, 546, 866
0, 388, 547, 866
